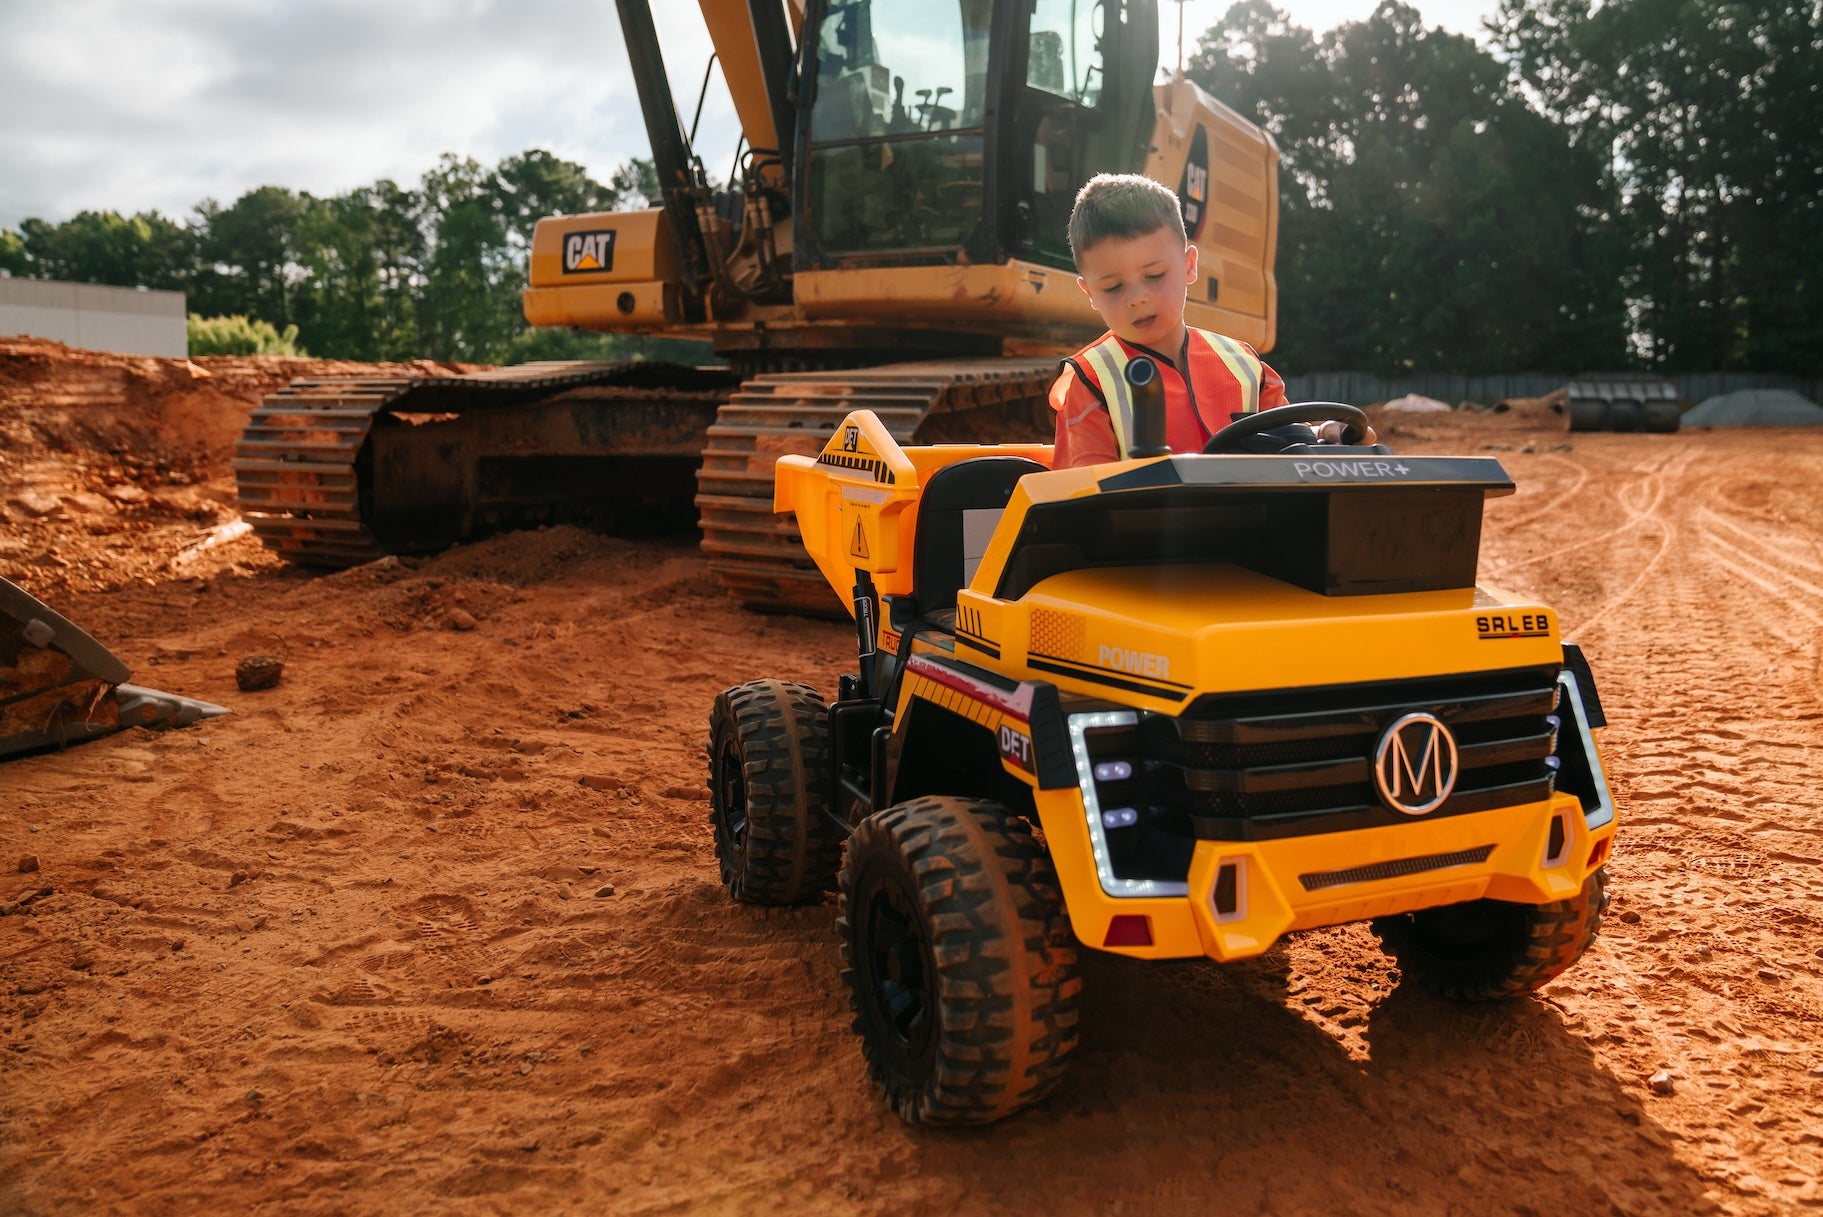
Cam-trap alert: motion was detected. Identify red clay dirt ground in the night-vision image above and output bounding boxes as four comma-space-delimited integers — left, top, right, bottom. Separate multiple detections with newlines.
2, 337, 1821, 1216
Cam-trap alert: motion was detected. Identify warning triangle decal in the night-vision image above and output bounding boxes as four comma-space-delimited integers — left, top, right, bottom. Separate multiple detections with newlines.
850, 519, 870, 559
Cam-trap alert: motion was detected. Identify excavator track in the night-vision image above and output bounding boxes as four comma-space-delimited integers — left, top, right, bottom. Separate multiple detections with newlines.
695, 358, 1058, 614
233, 375, 404, 568
234, 361, 737, 568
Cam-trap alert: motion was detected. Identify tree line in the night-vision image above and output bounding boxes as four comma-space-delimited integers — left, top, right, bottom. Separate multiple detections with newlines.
1191, 0, 1819, 376
2, 0, 1815, 376
0, 150, 668, 364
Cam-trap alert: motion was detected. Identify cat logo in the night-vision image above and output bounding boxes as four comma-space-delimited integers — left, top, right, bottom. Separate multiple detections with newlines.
1179, 126, 1210, 240
562, 229, 617, 274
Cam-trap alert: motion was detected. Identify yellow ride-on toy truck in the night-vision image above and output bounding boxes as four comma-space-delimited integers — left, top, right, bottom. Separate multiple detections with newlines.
706, 362, 1617, 1126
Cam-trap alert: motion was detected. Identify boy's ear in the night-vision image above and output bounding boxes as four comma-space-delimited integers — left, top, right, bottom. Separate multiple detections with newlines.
1077, 275, 1102, 314
1184, 243, 1199, 282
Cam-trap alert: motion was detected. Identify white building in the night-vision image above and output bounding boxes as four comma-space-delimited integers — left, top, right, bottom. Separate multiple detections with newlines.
0, 275, 186, 357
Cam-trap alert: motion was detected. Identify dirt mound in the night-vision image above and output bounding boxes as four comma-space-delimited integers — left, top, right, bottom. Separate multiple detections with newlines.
0, 337, 477, 598
1682, 387, 1823, 426
2, 344, 1821, 1215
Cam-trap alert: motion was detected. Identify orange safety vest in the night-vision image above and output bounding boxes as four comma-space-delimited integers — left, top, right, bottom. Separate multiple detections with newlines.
1056, 328, 1269, 459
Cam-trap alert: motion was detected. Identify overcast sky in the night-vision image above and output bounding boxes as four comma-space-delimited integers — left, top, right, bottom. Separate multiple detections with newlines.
0, 0, 1504, 229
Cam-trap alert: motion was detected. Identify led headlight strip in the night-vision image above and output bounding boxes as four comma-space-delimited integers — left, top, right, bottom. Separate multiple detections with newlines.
1067, 711, 1189, 899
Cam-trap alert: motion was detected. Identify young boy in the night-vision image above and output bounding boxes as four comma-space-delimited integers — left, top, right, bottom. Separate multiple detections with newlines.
1049, 173, 1364, 467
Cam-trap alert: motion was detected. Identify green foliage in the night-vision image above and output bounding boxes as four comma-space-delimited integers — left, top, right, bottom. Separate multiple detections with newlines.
187, 313, 305, 357
1190, 0, 1629, 375
3, 148, 654, 364
609, 158, 659, 209
0, 228, 26, 276
1493, 0, 1823, 373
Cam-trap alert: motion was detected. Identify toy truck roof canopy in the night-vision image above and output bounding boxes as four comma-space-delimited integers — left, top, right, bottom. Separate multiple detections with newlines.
999, 453, 1516, 600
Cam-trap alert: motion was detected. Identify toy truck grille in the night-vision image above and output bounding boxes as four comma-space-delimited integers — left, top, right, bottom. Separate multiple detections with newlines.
1079, 665, 1563, 862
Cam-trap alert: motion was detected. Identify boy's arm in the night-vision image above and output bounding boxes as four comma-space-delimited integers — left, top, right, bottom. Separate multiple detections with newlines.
1259, 356, 1288, 411
1049, 363, 1121, 468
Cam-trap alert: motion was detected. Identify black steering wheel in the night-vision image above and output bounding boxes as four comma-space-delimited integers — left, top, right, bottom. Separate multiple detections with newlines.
1202, 401, 1371, 454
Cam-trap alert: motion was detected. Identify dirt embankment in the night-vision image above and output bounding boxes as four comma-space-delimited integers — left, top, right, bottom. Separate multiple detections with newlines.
2, 341, 1821, 1216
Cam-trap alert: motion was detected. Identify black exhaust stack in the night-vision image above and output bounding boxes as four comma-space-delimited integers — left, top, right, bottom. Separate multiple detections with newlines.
1125, 357, 1171, 458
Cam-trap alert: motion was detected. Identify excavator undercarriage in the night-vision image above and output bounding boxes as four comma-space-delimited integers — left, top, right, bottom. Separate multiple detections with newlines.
235, 355, 1055, 616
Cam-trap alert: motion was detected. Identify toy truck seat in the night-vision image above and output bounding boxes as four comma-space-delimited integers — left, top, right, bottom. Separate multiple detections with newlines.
902, 456, 1049, 627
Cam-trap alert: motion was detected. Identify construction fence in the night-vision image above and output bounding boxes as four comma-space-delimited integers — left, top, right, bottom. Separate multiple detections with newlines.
1282, 370, 1823, 408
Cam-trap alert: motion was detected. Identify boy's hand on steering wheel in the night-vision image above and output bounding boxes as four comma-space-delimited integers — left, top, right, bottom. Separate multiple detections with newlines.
1314, 419, 1377, 445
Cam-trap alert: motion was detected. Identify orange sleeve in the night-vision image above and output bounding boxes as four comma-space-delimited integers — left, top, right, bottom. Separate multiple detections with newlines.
1048, 362, 1120, 469
1257, 351, 1289, 410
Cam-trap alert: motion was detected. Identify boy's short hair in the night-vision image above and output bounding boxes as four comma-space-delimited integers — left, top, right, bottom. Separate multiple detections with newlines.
1068, 173, 1187, 262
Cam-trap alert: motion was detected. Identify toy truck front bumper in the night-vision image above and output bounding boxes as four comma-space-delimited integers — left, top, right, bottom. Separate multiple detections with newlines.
1037, 789, 1615, 961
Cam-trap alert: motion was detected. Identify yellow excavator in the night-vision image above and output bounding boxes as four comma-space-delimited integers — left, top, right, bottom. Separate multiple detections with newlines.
235, 0, 1279, 614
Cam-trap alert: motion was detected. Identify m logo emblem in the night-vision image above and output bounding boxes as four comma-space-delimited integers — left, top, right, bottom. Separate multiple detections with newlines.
1373, 712, 1458, 816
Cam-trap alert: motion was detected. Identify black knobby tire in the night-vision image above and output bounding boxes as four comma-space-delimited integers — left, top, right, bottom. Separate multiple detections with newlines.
1374, 868, 1609, 1001
706, 680, 843, 905
837, 796, 1082, 1126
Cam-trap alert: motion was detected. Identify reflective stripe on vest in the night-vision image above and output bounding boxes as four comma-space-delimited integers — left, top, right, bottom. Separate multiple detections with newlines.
1193, 329, 1263, 417
1077, 336, 1135, 456
1069, 329, 1264, 458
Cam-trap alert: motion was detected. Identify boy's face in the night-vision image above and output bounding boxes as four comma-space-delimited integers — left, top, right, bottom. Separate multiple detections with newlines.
1075, 227, 1199, 351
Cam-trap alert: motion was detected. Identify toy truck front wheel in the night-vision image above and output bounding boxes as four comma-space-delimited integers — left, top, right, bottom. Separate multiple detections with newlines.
1373, 867, 1609, 1001
706, 680, 844, 905
837, 796, 1082, 1125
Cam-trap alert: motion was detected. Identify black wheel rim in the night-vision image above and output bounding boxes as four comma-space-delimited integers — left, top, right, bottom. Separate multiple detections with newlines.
855, 861, 937, 1072
713, 738, 747, 857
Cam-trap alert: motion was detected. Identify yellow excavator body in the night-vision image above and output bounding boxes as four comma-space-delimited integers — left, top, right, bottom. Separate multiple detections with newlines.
238, 0, 1286, 616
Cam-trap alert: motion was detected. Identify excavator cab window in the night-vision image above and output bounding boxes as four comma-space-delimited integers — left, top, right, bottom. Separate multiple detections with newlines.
796, 0, 1154, 267
804, 0, 993, 255
1015, 0, 1156, 269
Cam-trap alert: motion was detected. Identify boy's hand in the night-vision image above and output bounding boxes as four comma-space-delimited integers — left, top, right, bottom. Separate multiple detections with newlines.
1314, 419, 1378, 446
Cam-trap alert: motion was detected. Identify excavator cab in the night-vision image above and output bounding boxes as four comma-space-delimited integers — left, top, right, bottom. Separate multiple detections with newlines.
796, 0, 1159, 271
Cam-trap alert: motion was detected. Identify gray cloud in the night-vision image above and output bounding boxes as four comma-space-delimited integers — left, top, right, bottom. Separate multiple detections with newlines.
0, 0, 736, 225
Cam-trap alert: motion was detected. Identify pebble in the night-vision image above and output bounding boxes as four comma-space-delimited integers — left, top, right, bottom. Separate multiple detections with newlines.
595, 884, 616, 898
1618, 910, 1641, 924
1648, 1069, 1676, 1096
1758, 967, 1786, 982
580, 775, 623, 793
447, 608, 477, 631
17, 855, 38, 874
229, 870, 249, 888
245, 1087, 263, 1103
235, 655, 284, 692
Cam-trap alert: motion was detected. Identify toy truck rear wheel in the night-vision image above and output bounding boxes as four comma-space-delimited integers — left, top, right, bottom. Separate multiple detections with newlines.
706, 680, 844, 905
837, 796, 1081, 1126
1374, 868, 1609, 1001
